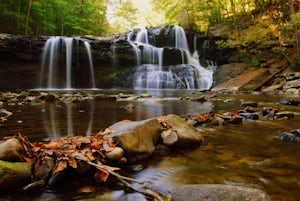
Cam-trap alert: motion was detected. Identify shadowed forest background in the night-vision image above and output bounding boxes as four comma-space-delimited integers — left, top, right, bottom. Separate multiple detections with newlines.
1, 0, 300, 67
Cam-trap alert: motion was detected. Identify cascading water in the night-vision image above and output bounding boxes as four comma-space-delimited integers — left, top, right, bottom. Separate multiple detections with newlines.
40, 36, 96, 89
132, 26, 215, 90
39, 36, 96, 137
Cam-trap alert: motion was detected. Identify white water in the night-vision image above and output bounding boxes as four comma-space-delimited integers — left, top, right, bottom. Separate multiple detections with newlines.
83, 41, 96, 89
40, 37, 96, 89
132, 26, 215, 90
135, 28, 149, 44
65, 38, 73, 89
174, 26, 190, 53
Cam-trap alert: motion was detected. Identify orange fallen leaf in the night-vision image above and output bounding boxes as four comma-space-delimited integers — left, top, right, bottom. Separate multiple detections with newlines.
53, 160, 67, 174
94, 169, 109, 183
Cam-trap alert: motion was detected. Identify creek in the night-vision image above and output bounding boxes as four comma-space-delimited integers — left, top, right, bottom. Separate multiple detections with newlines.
0, 90, 299, 201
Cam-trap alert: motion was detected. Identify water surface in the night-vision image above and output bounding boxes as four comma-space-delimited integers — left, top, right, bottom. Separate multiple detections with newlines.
0, 90, 299, 201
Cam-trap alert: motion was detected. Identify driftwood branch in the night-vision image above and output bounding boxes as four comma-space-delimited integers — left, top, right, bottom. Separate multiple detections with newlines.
88, 161, 164, 201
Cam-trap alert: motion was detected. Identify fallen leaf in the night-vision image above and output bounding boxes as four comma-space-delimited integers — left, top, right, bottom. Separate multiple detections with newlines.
68, 157, 77, 169
103, 141, 114, 152
77, 186, 96, 194
53, 160, 67, 174
94, 169, 109, 183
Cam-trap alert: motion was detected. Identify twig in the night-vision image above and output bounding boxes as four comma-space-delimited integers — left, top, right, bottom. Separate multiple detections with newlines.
87, 161, 144, 184
87, 161, 164, 201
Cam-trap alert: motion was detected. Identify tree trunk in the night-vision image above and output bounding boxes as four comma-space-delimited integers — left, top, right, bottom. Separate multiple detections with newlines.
289, 0, 300, 56
17, 0, 22, 33
230, 0, 240, 38
24, 0, 32, 35
0, 160, 31, 192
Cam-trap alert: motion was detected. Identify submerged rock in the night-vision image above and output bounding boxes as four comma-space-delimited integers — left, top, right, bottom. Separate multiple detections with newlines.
277, 129, 300, 142
279, 98, 300, 106
171, 184, 271, 201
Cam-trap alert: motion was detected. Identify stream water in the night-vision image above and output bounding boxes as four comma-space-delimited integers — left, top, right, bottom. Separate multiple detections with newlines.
0, 90, 299, 201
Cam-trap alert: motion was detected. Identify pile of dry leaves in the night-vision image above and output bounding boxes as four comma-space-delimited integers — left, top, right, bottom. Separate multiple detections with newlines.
9, 129, 163, 201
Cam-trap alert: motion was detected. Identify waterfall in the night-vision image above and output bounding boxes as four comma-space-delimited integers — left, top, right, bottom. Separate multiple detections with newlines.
174, 26, 214, 90
83, 41, 96, 89
132, 26, 214, 90
40, 36, 96, 89
174, 26, 190, 53
136, 28, 149, 44
65, 38, 73, 89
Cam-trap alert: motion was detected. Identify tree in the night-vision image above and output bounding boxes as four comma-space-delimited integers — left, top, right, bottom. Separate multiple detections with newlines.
108, 0, 139, 33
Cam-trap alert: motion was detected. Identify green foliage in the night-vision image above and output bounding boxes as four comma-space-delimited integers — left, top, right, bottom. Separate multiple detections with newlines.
0, 0, 110, 36
294, 55, 300, 65
108, 0, 139, 33
104, 67, 131, 79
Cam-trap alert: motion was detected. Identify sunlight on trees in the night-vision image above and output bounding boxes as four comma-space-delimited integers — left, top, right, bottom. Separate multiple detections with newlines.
0, 0, 299, 53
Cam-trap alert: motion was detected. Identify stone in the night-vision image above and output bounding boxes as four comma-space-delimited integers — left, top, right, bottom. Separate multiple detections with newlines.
104, 147, 124, 161
238, 112, 260, 120
0, 160, 31, 192
284, 88, 299, 96
277, 129, 300, 142
275, 111, 294, 119
119, 193, 148, 201
94, 94, 117, 101
171, 184, 271, 201
241, 101, 258, 107
0, 108, 13, 117
212, 69, 271, 92
283, 79, 300, 90
191, 95, 207, 102
161, 130, 179, 146
165, 114, 204, 148
108, 118, 162, 161
0, 138, 24, 162
261, 84, 284, 93
139, 93, 152, 98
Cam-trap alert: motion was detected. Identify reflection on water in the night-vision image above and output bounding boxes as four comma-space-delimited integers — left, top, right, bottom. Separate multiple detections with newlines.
0, 91, 299, 200
0, 93, 213, 140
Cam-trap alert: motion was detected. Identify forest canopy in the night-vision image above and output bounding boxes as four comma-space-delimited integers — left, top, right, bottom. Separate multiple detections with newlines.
0, 0, 299, 55
0, 0, 298, 36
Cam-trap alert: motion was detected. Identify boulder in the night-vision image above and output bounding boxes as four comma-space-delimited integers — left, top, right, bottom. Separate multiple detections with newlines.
171, 184, 271, 201
213, 63, 248, 86
0, 160, 31, 192
108, 118, 162, 161
161, 130, 179, 146
0, 138, 24, 162
212, 68, 271, 92
165, 114, 204, 148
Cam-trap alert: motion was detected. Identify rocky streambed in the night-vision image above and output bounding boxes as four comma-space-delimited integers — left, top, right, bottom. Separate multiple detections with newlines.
0, 89, 299, 201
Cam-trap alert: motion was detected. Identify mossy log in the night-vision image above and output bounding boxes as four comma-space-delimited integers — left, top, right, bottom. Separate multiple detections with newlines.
0, 160, 31, 192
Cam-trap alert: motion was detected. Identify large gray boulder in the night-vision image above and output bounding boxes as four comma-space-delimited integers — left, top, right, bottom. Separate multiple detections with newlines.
108, 118, 162, 161
171, 184, 271, 201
